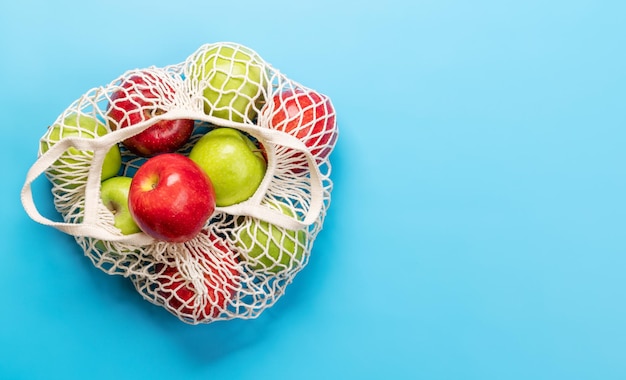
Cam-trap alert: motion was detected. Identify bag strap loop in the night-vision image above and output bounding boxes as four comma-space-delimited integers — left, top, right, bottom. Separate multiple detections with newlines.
21, 110, 325, 245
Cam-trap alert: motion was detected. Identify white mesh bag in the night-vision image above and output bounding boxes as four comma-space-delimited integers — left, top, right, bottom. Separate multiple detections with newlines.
20, 42, 338, 324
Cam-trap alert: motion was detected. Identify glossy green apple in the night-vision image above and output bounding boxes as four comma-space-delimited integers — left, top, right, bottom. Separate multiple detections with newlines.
189, 128, 266, 207
100, 176, 141, 235
236, 201, 306, 273
40, 113, 122, 188
187, 44, 267, 122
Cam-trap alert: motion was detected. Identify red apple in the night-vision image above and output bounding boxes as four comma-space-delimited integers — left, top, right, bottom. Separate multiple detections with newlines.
155, 234, 239, 321
107, 70, 195, 156
129, 153, 216, 242
263, 88, 337, 162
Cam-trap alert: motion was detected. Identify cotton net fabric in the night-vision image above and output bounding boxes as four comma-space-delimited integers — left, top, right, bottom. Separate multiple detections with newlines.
21, 42, 337, 324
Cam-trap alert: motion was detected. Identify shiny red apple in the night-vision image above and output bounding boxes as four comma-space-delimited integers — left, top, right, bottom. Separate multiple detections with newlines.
107, 70, 195, 156
155, 234, 239, 321
263, 88, 337, 162
129, 153, 215, 242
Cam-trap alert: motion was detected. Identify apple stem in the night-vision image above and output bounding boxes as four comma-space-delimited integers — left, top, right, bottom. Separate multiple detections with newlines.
106, 201, 119, 215
141, 174, 160, 192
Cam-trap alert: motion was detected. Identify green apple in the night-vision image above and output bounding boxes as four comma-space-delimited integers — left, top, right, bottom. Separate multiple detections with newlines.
236, 201, 306, 273
189, 128, 266, 207
40, 113, 122, 188
187, 44, 267, 122
100, 176, 141, 235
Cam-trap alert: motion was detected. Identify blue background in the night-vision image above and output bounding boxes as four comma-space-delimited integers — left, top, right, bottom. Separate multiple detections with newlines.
2, 1, 625, 378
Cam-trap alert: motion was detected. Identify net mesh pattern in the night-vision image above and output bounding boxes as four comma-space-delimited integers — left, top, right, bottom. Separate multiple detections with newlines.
25, 42, 338, 324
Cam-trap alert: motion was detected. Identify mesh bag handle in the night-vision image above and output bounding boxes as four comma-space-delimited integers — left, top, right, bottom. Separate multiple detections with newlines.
21, 115, 160, 245
21, 110, 325, 246
207, 114, 325, 230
